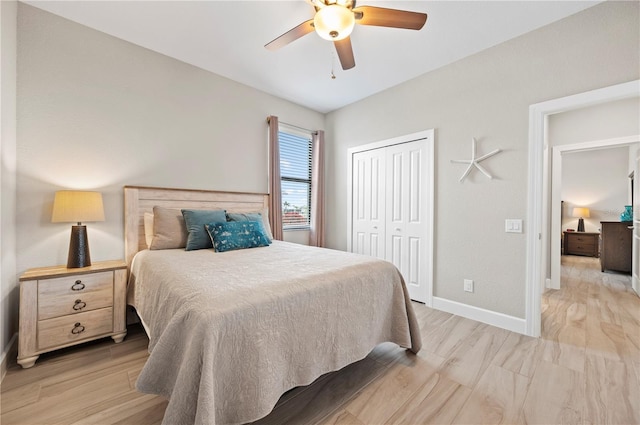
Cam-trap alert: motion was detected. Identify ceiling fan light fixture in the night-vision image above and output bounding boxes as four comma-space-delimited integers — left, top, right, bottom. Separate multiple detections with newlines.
313, 4, 355, 41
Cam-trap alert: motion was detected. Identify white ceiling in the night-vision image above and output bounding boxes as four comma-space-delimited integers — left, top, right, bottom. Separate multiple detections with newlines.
25, 0, 602, 113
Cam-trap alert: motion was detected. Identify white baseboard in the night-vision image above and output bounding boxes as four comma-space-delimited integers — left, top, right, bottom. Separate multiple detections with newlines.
432, 297, 527, 335
1, 332, 18, 382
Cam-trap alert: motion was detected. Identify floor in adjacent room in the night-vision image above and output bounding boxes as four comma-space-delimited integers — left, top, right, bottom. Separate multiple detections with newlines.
2, 255, 638, 424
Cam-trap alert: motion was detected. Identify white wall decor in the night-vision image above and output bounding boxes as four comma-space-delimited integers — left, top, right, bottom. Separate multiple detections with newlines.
451, 138, 501, 182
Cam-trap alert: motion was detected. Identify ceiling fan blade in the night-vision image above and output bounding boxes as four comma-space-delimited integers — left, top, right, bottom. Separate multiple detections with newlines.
353, 6, 427, 30
265, 19, 315, 51
334, 37, 355, 70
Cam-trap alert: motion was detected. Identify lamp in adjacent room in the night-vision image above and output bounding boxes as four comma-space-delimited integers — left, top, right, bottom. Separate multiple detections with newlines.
52, 190, 105, 268
572, 207, 590, 232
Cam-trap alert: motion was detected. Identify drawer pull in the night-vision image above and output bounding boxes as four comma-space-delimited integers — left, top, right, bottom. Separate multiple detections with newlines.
72, 299, 87, 311
71, 323, 85, 335
71, 280, 85, 291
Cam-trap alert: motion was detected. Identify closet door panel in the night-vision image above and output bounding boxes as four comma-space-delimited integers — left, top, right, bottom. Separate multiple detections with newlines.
408, 236, 421, 287
352, 149, 386, 259
385, 140, 427, 302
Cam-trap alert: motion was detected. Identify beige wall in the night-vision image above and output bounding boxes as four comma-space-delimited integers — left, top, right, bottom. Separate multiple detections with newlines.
1, 0, 18, 372
325, 1, 640, 318
561, 147, 632, 233
548, 97, 640, 146
16, 4, 324, 275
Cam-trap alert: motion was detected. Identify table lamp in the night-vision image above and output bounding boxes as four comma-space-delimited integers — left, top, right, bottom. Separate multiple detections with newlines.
52, 190, 105, 268
572, 207, 590, 232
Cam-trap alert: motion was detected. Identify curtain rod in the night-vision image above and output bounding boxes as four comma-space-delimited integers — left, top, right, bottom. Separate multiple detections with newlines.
267, 116, 317, 135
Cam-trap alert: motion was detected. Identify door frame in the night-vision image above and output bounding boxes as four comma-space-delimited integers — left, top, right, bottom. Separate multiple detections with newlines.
347, 129, 435, 306
526, 79, 639, 337
633, 150, 640, 294
549, 136, 640, 291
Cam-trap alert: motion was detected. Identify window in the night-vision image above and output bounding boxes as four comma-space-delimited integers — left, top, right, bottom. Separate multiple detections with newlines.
279, 126, 312, 229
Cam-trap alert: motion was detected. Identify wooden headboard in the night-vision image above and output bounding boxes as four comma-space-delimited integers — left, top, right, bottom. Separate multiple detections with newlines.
124, 186, 269, 267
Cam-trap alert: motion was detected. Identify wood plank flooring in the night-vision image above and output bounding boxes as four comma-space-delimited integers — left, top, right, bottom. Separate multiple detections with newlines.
2, 255, 638, 424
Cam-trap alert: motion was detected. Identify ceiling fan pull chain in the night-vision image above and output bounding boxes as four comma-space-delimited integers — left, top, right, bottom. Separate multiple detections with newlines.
330, 50, 336, 80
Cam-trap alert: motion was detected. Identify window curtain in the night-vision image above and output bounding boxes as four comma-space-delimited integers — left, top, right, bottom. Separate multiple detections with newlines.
267, 115, 284, 241
309, 130, 325, 247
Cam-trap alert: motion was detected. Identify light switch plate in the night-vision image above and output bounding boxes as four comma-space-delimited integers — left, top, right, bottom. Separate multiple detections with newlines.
505, 219, 523, 233
464, 279, 473, 292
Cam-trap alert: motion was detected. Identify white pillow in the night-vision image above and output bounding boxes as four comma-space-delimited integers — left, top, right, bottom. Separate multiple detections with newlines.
143, 212, 154, 248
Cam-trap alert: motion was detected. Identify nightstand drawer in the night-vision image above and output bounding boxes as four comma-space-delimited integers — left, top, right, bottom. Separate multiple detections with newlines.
568, 244, 594, 255
38, 272, 114, 320
567, 237, 595, 248
567, 239, 595, 250
38, 271, 113, 298
37, 307, 114, 350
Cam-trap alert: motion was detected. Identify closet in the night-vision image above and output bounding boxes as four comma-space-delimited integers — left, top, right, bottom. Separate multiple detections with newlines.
348, 130, 434, 303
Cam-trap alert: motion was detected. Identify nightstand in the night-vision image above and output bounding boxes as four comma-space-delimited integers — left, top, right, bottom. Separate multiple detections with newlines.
563, 231, 600, 257
18, 260, 127, 368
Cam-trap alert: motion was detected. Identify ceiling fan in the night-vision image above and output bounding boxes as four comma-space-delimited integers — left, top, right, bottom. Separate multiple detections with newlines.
264, 0, 427, 71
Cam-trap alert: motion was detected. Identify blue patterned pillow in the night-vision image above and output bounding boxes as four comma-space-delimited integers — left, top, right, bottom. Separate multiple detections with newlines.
226, 212, 272, 243
181, 209, 227, 251
206, 221, 270, 252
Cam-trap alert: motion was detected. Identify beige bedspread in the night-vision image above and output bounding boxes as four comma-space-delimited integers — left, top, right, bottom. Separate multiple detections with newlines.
128, 241, 421, 425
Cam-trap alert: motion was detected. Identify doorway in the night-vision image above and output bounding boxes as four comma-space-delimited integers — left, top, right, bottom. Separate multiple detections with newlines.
549, 138, 640, 291
525, 79, 640, 337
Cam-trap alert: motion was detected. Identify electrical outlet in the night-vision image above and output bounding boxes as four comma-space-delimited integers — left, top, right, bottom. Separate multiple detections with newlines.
464, 279, 474, 293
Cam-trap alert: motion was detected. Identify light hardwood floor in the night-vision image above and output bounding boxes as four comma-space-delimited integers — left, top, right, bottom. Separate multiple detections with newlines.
2, 255, 639, 424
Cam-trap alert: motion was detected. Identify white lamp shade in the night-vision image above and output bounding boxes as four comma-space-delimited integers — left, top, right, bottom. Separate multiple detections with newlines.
572, 207, 590, 218
52, 190, 105, 223
314, 5, 355, 41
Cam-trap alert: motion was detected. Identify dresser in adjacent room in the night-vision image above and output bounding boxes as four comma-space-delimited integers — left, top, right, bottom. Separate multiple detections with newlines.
599, 221, 633, 273
563, 231, 600, 257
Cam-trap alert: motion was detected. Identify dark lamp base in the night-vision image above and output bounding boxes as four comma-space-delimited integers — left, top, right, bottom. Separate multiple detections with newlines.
67, 225, 91, 268
577, 218, 585, 232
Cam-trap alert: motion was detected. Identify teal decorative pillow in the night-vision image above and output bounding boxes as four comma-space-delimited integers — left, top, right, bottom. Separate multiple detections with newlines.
181, 209, 227, 251
206, 221, 270, 252
226, 211, 273, 243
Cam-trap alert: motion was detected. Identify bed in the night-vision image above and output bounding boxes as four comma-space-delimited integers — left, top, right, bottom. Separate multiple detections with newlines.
124, 186, 422, 425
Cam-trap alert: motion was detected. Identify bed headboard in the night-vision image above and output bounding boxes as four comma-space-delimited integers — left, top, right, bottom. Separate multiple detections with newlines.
124, 186, 269, 267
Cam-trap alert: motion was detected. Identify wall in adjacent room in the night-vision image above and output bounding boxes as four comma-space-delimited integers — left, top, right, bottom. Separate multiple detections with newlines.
561, 147, 631, 233
547, 96, 640, 232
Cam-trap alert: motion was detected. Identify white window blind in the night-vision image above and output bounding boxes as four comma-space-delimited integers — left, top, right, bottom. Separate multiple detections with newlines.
279, 128, 312, 229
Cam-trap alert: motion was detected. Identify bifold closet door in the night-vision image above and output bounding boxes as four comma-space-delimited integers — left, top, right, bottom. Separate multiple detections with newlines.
385, 140, 428, 302
351, 138, 429, 302
351, 148, 386, 260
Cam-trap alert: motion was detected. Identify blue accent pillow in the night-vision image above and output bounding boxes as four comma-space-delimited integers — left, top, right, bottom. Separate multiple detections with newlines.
226, 212, 272, 243
206, 221, 270, 252
181, 209, 227, 251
